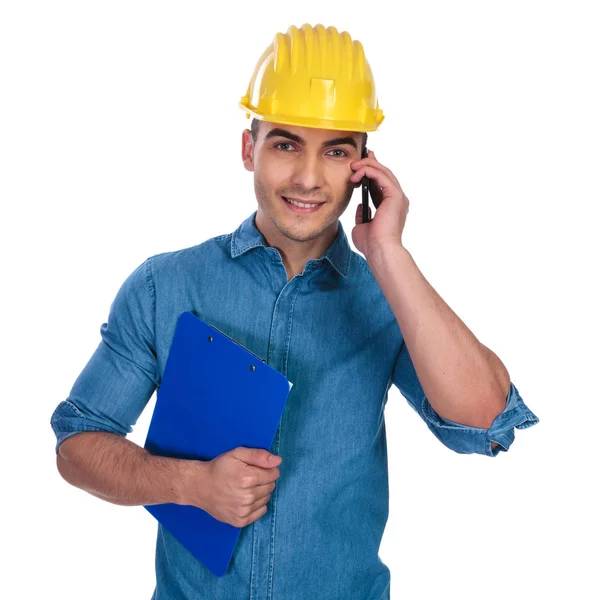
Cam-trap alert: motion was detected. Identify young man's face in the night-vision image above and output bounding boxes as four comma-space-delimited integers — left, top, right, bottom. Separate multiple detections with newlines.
242, 120, 365, 244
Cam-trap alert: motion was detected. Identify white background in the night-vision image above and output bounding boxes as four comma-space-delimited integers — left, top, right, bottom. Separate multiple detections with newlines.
2, 1, 598, 598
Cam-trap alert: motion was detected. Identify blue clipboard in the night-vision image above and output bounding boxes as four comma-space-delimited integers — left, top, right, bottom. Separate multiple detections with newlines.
143, 311, 293, 577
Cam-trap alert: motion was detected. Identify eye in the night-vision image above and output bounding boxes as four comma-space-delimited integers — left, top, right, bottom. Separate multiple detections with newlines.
327, 148, 348, 158
275, 142, 295, 152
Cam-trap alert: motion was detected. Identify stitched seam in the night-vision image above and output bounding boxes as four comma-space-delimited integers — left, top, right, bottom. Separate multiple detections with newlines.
145, 256, 156, 303
62, 399, 86, 419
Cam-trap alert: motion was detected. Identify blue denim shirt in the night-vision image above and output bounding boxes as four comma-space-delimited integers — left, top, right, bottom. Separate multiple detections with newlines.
51, 210, 539, 600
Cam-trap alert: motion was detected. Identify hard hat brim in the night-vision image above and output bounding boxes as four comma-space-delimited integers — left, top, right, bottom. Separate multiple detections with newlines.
240, 105, 383, 134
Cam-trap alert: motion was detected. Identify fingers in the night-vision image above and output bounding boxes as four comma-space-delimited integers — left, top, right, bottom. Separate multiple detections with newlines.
350, 165, 395, 204
351, 152, 402, 190
355, 203, 372, 223
248, 490, 272, 512
233, 446, 281, 468
350, 164, 392, 187
254, 466, 280, 486
241, 504, 268, 527
366, 150, 401, 187
251, 481, 276, 499
239, 483, 273, 508
239, 466, 280, 488
234, 485, 274, 527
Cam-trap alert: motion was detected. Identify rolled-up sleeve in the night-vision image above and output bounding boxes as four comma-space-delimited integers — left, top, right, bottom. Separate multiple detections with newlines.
50, 257, 159, 453
391, 340, 539, 457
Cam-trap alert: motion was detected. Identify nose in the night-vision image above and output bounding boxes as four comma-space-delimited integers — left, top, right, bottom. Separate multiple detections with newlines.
290, 152, 325, 192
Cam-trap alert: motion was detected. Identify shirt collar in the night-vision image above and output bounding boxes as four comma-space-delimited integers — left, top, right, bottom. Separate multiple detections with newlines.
230, 210, 352, 278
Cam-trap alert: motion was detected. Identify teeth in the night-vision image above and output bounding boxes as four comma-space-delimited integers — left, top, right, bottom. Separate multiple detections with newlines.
285, 197, 321, 209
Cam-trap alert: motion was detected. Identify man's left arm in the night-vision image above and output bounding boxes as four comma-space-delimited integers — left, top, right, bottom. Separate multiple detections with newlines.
367, 241, 507, 447
350, 150, 539, 455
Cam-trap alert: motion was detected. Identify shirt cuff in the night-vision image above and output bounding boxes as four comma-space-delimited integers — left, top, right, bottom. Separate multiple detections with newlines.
421, 382, 539, 456
50, 399, 129, 454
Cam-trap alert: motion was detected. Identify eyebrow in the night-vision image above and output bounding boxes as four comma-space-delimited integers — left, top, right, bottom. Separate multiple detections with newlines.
264, 128, 358, 150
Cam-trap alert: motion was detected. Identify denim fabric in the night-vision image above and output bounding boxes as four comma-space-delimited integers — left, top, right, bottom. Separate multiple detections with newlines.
51, 210, 539, 600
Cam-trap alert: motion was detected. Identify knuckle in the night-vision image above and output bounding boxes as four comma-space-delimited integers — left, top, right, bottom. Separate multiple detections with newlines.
240, 475, 254, 488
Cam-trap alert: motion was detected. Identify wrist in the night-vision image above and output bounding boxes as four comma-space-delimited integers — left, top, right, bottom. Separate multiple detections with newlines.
366, 240, 410, 270
172, 457, 211, 508
143, 453, 195, 506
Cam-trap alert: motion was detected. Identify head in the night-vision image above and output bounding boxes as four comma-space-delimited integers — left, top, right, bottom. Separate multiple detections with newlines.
242, 118, 368, 244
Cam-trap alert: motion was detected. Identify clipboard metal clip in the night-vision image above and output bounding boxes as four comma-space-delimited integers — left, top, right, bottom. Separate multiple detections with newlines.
209, 323, 267, 363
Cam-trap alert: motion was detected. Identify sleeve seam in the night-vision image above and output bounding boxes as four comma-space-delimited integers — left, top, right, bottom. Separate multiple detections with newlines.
145, 256, 156, 303
63, 398, 85, 419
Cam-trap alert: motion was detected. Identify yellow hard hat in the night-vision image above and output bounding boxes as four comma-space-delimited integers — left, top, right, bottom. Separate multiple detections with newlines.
239, 23, 384, 133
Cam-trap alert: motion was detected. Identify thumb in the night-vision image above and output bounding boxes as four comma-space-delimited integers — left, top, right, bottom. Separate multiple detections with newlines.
233, 447, 282, 468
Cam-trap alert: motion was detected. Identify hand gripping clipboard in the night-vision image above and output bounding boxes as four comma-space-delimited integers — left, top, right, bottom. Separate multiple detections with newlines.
143, 311, 293, 577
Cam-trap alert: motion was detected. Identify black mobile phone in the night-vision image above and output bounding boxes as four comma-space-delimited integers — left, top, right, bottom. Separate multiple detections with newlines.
361, 146, 371, 223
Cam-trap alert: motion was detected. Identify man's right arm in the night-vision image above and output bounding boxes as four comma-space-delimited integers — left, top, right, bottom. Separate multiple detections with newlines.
56, 431, 204, 507
51, 258, 181, 504
52, 258, 281, 526
56, 431, 282, 527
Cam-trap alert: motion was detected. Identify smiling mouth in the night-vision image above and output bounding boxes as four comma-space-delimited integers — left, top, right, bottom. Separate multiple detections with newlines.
282, 196, 325, 207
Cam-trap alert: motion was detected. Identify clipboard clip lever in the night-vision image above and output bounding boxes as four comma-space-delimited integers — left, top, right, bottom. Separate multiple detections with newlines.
209, 324, 267, 363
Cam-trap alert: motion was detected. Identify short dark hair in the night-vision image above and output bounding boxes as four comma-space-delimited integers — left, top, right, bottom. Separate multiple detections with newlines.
250, 118, 261, 144
250, 118, 368, 153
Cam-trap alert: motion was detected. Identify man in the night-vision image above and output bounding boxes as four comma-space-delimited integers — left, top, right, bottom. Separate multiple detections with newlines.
51, 23, 539, 600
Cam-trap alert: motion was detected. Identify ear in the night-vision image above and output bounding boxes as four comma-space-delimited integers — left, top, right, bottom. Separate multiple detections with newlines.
242, 129, 254, 172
